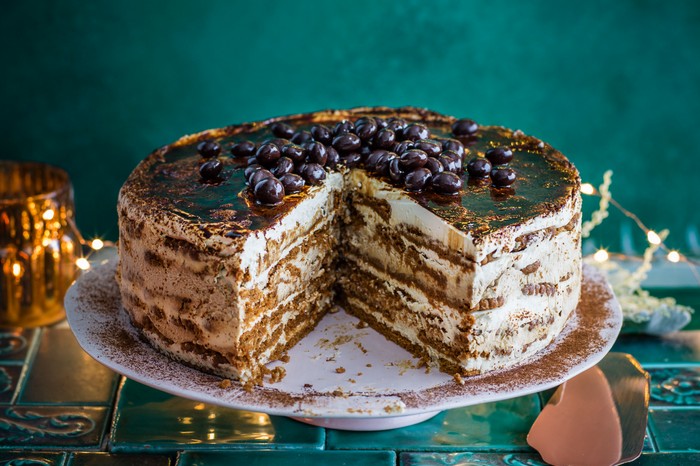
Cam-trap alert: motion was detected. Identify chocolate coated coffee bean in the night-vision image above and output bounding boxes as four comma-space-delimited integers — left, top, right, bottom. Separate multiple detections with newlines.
265, 138, 291, 149
300, 163, 327, 185
325, 146, 340, 168
442, 139, 465, 158
366, 150, 388, 171
244, 164, 261, 181
272, 157, 294, 177
440, 150, 463, 172
291, 130, 313, 145
270, 122, 295, 139
439, 154, 461, 172
432, 171, 463, 194
399, 149, 428, 170
334, 120, 355, 136
485, 147, 514, 165
254, 177, 285, 205
255, 143, 281, 167
388, 157, 404, 183
424, 157, 444, 175
386, 117, 407, 133
375, 128, 396, 149
405, 168, 432, 191
451, 118, 478, 136
374, 152, 396, 176
340, 152, 362, 168
355, 118, 378, 141
230, 140, 256, 158
393, 140, 414, 155
311, 124, 333, 144
279, 173, 305, 193
305, 141, 328, 165
197, 140, 221, 158
199, 159, 223, 180
402, 123, 430, 141
333, 133, 362, 153
466, 157, 492, 178
249, 168, 274, 187
282, 144, 306, 164
414, 139, 442, 158
490, 167, 517, 187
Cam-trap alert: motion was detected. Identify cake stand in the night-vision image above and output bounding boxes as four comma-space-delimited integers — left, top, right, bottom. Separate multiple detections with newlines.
65, 254, 622, 431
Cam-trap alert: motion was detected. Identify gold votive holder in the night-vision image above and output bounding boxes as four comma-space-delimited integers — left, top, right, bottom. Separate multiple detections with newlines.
0, 161, 78, 327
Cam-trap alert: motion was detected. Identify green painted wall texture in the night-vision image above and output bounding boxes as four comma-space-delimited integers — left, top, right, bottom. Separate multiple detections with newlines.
2, 0, 699, 253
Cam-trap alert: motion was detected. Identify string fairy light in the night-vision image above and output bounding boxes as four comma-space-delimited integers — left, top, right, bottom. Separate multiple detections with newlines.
593, 249, 609, 263
581, 170, 699, 285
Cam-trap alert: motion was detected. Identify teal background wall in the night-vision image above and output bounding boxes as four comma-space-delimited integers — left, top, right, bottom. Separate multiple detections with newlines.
2, 0, 699, 253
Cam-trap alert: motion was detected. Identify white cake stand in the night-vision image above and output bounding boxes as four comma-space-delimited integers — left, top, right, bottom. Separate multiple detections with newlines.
65, 254, 621, 431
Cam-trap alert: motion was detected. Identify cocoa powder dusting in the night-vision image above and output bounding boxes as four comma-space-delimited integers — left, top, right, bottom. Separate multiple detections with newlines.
73, 260, 619, 415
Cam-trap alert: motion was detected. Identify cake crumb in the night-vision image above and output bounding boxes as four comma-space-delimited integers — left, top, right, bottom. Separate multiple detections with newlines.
453, 373, 465, 385
303, 383, 313, 389
355, 320, 369, 329
329, 306, 340, 314
279, 353, 290, 363
218, 379, 232, 389
269, 366, 286, 384
366, 363, 372, 367
354, 341, 368, 354
357, 372, 363, 376
348, 378, 356, 383
335, 366, 346, 374
384, 403, 404, 414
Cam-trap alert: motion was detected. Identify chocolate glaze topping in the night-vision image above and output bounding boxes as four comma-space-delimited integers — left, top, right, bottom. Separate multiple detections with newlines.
120, 107, 580, 239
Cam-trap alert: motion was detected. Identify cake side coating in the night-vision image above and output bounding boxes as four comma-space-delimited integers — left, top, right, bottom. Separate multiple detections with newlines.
117, 106, 581, 384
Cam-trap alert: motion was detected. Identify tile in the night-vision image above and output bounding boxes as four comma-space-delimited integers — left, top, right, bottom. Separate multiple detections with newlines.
611, 331, 700, 367
67, 452, 174, 466
644, 427, 656, 452
327, 395, 540, 452
0, 406, 109, 450
628, 452, 700, 464
0, 365, 22, 404
177, 451, 396, 466
648, 367, 700, 407
0, 451, 67, 465
19, 328, 119, 405
110, 380, 324, 452
400, 452, 548, 465
648, 409, 700, 451
0, 327, 36, 363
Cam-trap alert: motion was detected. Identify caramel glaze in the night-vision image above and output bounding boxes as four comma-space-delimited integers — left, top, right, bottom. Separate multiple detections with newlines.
121, 107, 580, 242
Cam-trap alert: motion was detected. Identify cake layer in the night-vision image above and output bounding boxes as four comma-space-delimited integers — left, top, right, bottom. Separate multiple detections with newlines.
344, 169, 581, 310
338, 256, 580, 375
118, 171, 344, 381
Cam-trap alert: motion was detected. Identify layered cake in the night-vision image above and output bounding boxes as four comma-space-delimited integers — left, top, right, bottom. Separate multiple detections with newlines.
117, 107, 581, 385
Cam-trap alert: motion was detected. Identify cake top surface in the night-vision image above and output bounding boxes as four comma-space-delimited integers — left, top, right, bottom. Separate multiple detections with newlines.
120, 107, 580, 240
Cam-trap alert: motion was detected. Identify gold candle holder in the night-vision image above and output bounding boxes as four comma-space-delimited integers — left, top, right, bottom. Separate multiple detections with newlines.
0, 161, 78, 327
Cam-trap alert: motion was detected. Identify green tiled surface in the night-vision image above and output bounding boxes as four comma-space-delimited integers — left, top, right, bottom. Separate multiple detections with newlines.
67, 452, 174, 466
110, 380, 325, 452
0, 451, 67, 465
19, 329, 119, 405
1, 291, 699, 464
178, 451, 396, 466
327, 396, 540, 452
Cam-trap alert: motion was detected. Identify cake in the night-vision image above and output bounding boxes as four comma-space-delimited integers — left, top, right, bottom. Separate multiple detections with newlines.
117, 106, 581, 385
